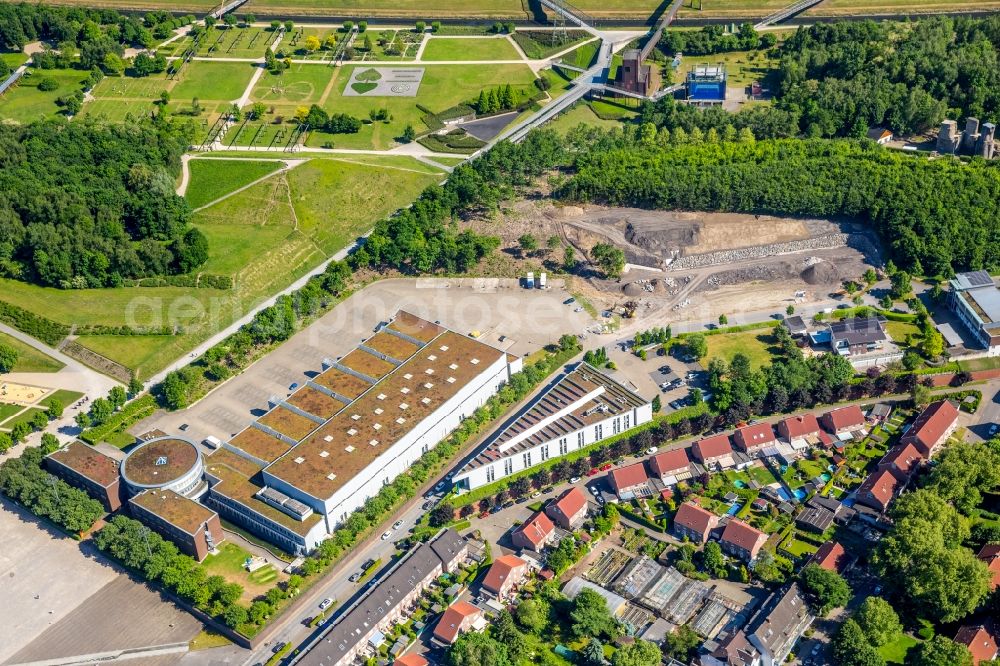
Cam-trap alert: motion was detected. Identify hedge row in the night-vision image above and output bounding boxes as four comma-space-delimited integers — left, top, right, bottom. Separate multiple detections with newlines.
80, 394, 157, 445
0, 301, 69, 346
124, 273, 233, 290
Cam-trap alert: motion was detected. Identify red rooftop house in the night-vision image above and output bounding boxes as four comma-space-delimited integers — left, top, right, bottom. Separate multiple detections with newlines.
809, 541, 850, 574
878, 442, 925, 478
609, 462, 650, 500
394, 656, 429, 666
978, 544, 1000, 591
649, 447, 692, 485
512, 511, 556, 552
545, 487, 589, 530
733, 423, 778, 457
900, 399, 959, 458
777, 414, 822, 448
482, 554, 528, 600
820, 405, 867, 437
719, 519, 768, 562
856, 468, 905, 513
954, 624, 999, 665
432, 601, 483, 646
692, 434, 735, 469
673, 500, 719, 544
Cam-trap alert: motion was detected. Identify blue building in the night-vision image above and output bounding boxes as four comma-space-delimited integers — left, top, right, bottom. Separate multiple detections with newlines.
685, 64, 726, 106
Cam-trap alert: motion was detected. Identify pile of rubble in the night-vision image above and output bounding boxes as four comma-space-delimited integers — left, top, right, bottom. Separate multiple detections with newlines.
667, 233, 851, 271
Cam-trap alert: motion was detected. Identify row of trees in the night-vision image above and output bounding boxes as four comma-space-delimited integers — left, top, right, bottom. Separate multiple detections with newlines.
658, 23, 775, 56
0, 446, 103, 533
0, 119, 207, 288
475, 85, 518, 116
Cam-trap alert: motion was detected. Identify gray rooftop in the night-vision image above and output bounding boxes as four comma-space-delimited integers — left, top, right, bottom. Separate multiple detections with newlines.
828, 316, 887, 345
951, 270, 994, 291
964, 284, 1000, 326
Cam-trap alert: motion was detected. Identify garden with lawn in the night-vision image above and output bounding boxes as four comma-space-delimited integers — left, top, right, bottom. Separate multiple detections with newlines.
202, 542, 286, 603
703, 327, 778, 370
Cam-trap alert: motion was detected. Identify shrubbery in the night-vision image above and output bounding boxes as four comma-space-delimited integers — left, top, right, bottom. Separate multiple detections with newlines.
0, 447, 104, 532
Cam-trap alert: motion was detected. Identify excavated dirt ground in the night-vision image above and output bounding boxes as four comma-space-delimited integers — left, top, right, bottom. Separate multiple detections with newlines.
461, 200, 882, 326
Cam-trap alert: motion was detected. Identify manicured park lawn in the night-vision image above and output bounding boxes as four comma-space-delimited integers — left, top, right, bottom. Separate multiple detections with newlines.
559, 40, 599, 69
171, 61, 257, 101
0, 331, 64, 373
0, 407, 45, 429
73, 335, 186, 381
42, 389, 84, 409
1, 51, 27, 69
0, 68, 89, 123
185, 159, 285, 209
703, 328, 777, 370
242, 0, 523, 15
0, 403, 23, 424
549, 102, 626, 134
421, 36, 521, 61
879, 633, 919, 664
202, 542, 285, 602
251, 62, 339, 107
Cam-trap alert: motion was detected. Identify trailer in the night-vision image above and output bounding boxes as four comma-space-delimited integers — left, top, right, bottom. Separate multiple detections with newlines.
539, 272, 547, 289
525, 271, 535, 289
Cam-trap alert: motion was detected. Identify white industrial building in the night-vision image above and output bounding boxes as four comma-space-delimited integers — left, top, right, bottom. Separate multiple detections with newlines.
452, 363, 653, 491
203, 311, 521, 554
949, 270, 1000, 354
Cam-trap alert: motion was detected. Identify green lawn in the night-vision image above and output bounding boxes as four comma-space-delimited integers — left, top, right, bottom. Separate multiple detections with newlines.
422, 36, 521, 61
251, 62, 338, 107
0, 407, 45, 429
185, 159, 286, 209
669, 46, 778, 89
1, 51, 27, 69
0, 68, 89, 123
163, 26, 279, 59
884, 320, 922, 345
0, 331, 64, 373
512, 31, 590, 60
879, 633, 919, 664
243, 0, 524, 16
202, 542, 285, 602
43, 389, 84, 408
0, 403, 23, 423
559, 40, 599, 69
703, 329, 777, 370
171, 61, 258, 101
782, 537, 819, 557
304, 63, 537, 150
747, 464, 779, 486
549, 102, 627, 134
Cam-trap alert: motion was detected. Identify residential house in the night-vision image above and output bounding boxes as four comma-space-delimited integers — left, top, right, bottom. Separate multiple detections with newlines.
432, 601, 484, 646
795, 503, 835, 534
649, 447, 692, 485
878, 442, 925, 477
719, 519, 768, 562
394, 655, 429, 666
782, 316, 808, 338
820, 405, 866, 437
855, 468, 905, 514
777, 414, 821, 449
954, 624, 999, 666
867, 127, 893, 144
809, 541, 850, 574
734, 423, 778, 457
745, 584, 814, 666
978, 544, 1000, 591
701, 630, 761, 666
609, 462, 651, 500
693, 434, 735, 468
545, 487, 589, 530
673, 501, 720, 544
481, 554, 528, 600
512, 511, 556, 552
900, 399, 959, 458
827, 316, 887, 356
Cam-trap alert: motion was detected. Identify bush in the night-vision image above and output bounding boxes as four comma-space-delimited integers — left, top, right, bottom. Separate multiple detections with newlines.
0, 447, 103, 533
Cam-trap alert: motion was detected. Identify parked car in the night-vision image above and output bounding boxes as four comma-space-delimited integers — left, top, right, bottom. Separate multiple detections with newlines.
434, 481, 446, 492
645, 447, 657, 455
392, 520, 404, 530
990, 423, 999, 436
381, 530, 393, 540
587, 468, 599, 476
349, 572, 361, 583
319, 598, 334, 611
564, 297, 576, 305
421, 500, 435, 511
599, 463, 612, 471
273, 642, 288, 654
531, 491, 541, 499
569, 476, 581, 484
588, 486, 600, 496
595, 494, 606, 506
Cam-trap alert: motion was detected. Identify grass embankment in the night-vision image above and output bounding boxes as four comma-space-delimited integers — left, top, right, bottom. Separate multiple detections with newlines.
0, 331, 64, 373
422, 36, 521, 61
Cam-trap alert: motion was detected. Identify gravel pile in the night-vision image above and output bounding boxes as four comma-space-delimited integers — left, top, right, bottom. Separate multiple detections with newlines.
667, 233, 850, 271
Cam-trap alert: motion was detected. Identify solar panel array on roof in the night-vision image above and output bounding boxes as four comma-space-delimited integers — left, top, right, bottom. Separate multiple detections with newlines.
256, 486, 314, 520
954, 270, 994, 289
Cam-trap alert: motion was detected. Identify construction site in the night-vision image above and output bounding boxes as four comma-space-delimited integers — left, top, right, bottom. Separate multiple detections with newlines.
484, 201, 882, 323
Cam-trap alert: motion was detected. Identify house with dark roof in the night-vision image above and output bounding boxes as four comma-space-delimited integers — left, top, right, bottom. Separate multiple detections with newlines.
745, 583, 814, 666
546, 487, 589, 530
954, 624, 998, 665
782, 315, 808, 337
820, 405, 866, 436
693, 434, 735, 468
777, 414, 821, 448
720, 519, 768, 562
795, 503, 835, 534
809, 541, 850, 574
733, 423, 778, 457
609, 462, 650, 500
978, 544, 1000, 591
701, 629, 760, 666
900, 399, 959, 458
482, 554, 528, 600
649, 447, 692, 485
674, 501, 719, 544
512, 511, 555, 552
827, 316, 887, 356
432, 601, 483, 646
855, 468, 905, 513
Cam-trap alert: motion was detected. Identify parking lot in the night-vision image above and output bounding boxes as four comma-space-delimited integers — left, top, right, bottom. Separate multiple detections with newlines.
0, 500, 198, 665
137, 278, 592, 447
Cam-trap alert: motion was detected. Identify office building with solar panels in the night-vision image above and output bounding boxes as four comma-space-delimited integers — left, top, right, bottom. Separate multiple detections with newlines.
949, 270, 1000, 353
200, 311, 522, 555
451, 363, 652, 491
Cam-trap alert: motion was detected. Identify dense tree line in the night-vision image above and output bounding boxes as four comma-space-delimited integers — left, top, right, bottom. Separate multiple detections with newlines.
0, 119, 206, 288
0, 446, 104, 532
0, 4, 187, 53
773, 17, 1000, 136
559, 136, 1000, 275
659, 23, 774, 56
93, 515, 251, 628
